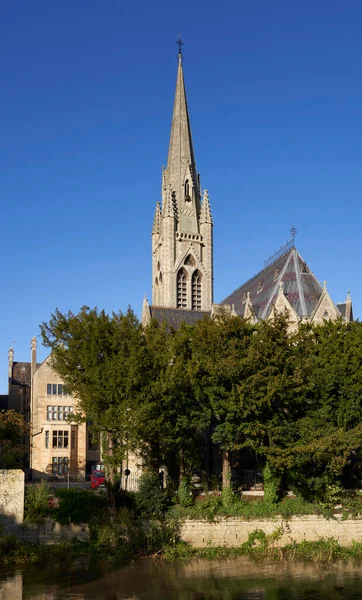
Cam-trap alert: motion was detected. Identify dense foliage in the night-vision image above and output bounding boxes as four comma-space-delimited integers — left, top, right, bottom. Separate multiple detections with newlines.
0, 409, 30, 468
41, 307, 362, 500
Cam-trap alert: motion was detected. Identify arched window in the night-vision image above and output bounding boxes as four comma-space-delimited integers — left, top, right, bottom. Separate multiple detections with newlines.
192, 270, 202, 310
159, 272, 163, 283
177, 268, 188, 309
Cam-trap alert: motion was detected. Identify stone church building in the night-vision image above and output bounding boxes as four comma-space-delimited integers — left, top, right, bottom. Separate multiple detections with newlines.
142, 46, 352, 330
4, 45, 352, 483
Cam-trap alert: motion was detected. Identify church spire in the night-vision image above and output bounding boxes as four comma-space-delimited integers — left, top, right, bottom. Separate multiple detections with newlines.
151, 40, 213, 311
164, 37, 200, 227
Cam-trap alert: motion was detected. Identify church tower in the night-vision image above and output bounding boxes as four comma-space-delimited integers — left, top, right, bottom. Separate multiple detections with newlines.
151, 42, 213, 311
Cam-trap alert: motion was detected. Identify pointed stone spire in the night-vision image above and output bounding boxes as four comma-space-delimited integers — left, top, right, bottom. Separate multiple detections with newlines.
200, 189, 213, 225
141, 294, 151, 326
345, 290, 353, 322
152, 202, 161, 234
166, 49, 200, 215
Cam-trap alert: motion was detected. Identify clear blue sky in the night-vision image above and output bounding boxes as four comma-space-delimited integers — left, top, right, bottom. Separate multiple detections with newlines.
1, 1, 362, 393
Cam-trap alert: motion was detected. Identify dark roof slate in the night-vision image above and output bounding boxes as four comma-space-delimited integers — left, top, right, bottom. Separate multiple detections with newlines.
149, 307, 210, 329
11, 362, 42, 386
222, 247, 323, 319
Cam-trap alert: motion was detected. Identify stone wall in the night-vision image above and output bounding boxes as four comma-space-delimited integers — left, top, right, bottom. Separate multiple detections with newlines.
181, 516, 362, 548
3, 518, 90, 545
0, 469, 24, 525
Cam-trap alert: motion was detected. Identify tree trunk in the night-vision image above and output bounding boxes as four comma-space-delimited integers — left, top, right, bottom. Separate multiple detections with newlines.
222, 450, 231, 489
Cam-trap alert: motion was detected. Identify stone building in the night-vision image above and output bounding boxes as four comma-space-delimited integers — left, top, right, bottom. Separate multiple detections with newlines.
7, 338, 100, 480
143, 46, 352, 330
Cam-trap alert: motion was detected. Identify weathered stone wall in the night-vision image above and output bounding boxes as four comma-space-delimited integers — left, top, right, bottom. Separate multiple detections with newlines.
181, 516, 362, 548
3, 518, 90, 545
0, 469, 24, 525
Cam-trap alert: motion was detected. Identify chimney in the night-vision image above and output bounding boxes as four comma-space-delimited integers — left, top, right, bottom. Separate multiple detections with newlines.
31, 337, 37, 382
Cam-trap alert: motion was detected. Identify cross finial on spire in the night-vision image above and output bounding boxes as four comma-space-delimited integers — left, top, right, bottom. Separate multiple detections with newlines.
176, 34, 184, 56
323, 280, 327, 290
290, 226, 297, 245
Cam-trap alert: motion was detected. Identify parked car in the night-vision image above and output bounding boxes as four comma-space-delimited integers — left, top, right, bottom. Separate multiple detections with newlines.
90, 470, 105, 489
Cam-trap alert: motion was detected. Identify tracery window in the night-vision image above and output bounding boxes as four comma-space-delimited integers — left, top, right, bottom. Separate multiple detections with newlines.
177, 268, 187, 309
192, 270, 202, 310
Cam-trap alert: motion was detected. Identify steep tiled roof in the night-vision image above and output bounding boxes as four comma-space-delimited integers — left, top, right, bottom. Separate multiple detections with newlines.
336, 303, 353, 321
149, 307, 210, 329
222, 247, 323, 319
12, 362, 32, 385
11, 362, 42, 385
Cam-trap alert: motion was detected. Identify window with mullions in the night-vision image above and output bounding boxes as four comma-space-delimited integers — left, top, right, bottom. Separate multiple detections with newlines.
47, 383, 69, 396
45, 430, 49, 448
46, 406, 73, 421
52, 430, 69, 449
52, 457, 68, 476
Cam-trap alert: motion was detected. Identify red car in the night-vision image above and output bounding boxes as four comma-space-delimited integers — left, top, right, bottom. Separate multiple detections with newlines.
90, 470, 105, 489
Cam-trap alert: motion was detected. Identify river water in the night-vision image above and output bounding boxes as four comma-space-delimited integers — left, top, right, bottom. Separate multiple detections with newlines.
2, 557, 362, 599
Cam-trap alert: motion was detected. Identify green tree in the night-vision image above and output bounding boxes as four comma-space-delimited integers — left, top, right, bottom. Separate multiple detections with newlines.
236, 314, 312, 497
0, 410, 31, 468
41, 306, 146, 482
286, 319, 362, 499
135, 320, 212, 476
190, 313, 255, 488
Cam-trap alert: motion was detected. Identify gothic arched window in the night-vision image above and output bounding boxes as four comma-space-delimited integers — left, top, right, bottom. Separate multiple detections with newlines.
177, 268, 188, 309
192, 270, 202, 310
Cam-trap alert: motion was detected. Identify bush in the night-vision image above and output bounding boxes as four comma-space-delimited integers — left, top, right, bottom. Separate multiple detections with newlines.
263, 463, 280, 505
54, 488, 107, 525
221, 486, 235, 511
135, 471, 168, 520
25, 481, 51, 521
178, 479, 193, 508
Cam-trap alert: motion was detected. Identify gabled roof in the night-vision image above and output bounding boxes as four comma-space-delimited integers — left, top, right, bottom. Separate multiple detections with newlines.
149, 306, 210, 329
222, 246, 323, 319
11, 361, 41, 386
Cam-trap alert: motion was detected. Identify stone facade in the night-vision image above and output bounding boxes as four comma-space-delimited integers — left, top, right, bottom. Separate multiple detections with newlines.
31, 350, 100, 480
8, 339, 100, 480
181, 515, 362, 548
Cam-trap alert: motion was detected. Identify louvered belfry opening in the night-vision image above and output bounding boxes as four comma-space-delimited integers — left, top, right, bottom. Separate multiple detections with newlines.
192, 270, 202, 310
177, 268, 187, 309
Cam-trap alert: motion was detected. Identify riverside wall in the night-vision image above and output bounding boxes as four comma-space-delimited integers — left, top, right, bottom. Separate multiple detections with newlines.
0, 469, 24, 525
180, 516, 362, 548
4, 519, 90, 544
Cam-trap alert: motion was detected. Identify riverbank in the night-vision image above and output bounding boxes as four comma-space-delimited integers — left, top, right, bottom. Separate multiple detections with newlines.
3, 527, 362, 568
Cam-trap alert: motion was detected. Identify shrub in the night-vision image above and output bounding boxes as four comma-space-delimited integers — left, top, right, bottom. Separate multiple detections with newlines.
135, 471, 168, 520
24, 481, 51, 521
263, 463, 280, 505
54, 488, 107, 525
178, 479, 193, 508
221, 486, 235, 511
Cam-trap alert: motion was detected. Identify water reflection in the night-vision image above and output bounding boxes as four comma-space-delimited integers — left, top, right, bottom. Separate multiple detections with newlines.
2, 557, 362, 599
